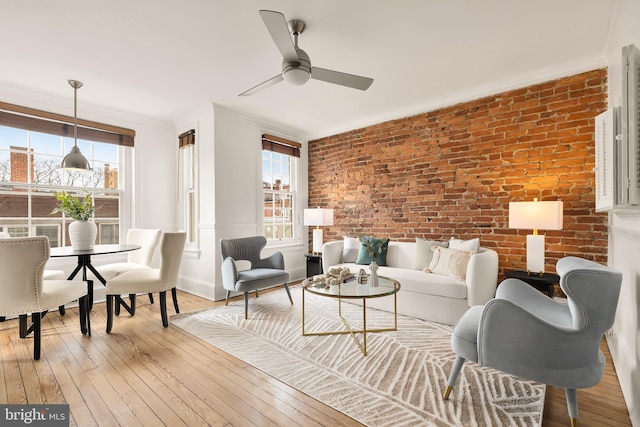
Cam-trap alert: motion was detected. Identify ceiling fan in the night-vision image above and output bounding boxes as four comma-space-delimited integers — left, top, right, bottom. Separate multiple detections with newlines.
239, 10, 374, 96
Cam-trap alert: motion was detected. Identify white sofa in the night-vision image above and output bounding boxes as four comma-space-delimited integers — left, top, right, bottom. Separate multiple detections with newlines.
321, 240, 499, 325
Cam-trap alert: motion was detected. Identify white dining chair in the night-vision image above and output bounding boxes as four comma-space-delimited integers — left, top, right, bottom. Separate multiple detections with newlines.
95, 228, 162, 281
94, 228, 168, 309
0, 236, 90, 360
0, 232, 65, 280
105, 232, 186, 331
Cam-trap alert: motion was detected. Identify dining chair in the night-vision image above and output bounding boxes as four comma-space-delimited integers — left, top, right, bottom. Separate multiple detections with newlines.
0, 232, 65, 279
442, 256, 622, 427
105, 232, 186, 332
0, 236, 91, 360
94, 228, 165, 309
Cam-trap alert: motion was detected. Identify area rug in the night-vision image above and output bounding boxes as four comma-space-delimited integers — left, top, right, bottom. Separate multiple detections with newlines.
172, 286, 545, 426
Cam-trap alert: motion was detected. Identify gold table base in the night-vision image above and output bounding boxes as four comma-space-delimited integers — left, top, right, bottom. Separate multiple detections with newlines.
301, 286, 398, 356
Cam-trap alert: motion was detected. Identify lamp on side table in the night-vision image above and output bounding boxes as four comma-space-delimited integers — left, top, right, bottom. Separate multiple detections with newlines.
508, 198, 563, 275
304, 208, 333, 254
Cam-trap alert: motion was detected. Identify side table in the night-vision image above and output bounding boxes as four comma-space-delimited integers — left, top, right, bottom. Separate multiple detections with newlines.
305, 253, 323, 277
504, 270, 560, 298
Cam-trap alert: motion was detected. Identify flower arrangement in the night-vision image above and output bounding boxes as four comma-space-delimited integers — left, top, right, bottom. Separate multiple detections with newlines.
51, 190, 94, 221
359, 235, 389, 262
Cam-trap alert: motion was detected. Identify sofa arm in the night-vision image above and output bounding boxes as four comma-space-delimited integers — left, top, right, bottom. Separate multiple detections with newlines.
321, 240, 344, 273
466, 248, 499, 306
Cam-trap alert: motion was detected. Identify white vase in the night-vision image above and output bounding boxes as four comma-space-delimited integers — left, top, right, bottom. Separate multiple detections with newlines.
368, 261, 379, 287
69, 220, 97, 250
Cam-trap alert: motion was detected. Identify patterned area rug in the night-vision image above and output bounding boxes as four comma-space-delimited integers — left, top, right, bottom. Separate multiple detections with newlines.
172, 286, 545, 426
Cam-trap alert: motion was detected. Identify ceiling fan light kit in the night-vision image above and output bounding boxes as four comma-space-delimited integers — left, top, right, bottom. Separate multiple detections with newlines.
239, 10, 373, 96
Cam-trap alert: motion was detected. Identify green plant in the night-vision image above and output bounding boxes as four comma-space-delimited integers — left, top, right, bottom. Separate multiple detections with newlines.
51, 190, 94, 221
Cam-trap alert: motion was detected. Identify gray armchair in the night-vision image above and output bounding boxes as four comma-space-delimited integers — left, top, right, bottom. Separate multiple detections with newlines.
220, 236, 293, 319
443, 256, 622, 427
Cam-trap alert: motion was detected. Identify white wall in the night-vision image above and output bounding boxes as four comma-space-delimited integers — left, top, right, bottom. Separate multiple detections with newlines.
603, 0, 640, 424
176, 104, 308, 302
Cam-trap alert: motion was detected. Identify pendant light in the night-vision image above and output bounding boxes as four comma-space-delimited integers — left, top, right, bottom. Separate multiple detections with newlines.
61, 80, 91, 171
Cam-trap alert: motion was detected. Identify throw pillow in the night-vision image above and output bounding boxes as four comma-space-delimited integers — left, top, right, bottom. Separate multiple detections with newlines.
426, 246, 475, 280
356, 236, 390, 266
449, 237, 480, 252
412, 238, 449, 270
341, 236, 360, 263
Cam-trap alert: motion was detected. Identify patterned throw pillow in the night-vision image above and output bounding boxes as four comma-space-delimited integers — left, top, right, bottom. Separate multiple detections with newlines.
356, 236, 390, 266
426, 246, 475, 280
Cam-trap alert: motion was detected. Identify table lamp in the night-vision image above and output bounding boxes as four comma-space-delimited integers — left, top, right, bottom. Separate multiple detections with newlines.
508, 198, 563, 275
304, 208, 334, 254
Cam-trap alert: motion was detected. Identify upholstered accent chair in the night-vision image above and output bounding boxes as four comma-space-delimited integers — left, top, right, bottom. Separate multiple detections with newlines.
443, 256, 622, 427
0, 237, 90, 360
220, 236, 293, 319
105, 232, 186, 332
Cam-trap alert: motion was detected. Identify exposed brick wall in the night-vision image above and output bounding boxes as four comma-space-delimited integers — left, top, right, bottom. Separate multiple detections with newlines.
308, 69, 608, 277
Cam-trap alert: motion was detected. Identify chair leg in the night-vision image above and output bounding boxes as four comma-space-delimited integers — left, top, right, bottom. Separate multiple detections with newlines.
443, 356, 466, 399
129, 294, 137, 316
115, 296, 121, 316
148, 293, 154, 304
32, 312, 41, 360
79, 295, 88, 335
283, 282, 294, 305
171, 288, 180, 313
106, 295, 114, 333
244, 292, 249, 319
566, 388, 579, 427
255, 290, 259, 298
159, 292, 169, 327
225, 290, 231, 306
19, 314, 28, 338
58, 305, 65, 316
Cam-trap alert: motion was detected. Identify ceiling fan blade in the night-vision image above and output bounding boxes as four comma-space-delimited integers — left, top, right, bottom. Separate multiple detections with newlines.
311, 67, 373, 91
259, 10, 299, 63
239, 74, 284, 96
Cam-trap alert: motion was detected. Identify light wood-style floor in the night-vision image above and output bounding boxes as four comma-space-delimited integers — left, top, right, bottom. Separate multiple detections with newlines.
0, 286, 632, 426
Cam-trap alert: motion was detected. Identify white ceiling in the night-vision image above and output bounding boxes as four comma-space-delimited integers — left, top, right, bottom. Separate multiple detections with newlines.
0, 0, 616, 140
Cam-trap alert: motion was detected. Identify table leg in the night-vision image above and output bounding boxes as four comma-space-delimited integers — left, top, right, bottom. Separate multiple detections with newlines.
301, 287, 306, 335
362, 298, 367, 356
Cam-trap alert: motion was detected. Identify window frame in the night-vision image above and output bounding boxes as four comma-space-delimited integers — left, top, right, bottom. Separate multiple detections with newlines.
261, 135, 300, 245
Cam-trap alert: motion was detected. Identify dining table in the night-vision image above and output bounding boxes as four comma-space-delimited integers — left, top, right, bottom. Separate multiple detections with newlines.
49, 244, 141, 311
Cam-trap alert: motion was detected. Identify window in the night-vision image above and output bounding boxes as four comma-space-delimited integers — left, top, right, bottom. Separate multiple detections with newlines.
262, 134, 300, 242
0, 103, 134, 247
179, 129, 197, 247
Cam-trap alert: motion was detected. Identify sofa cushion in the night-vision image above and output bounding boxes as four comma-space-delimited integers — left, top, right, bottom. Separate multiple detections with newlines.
427, 246, 475, 280
449, 237, 480, 252
413, 238, 449, 270
356, 236, 390, 266
342, 236, 360, 263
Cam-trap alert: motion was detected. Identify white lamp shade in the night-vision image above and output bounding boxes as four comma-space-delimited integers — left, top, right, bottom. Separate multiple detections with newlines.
508, 200, 563, 231
303, 208, 334, 227
509, 199, 563, 274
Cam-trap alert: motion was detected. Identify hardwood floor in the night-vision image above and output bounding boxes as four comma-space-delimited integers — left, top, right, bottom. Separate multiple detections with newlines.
0, 287, 632, 426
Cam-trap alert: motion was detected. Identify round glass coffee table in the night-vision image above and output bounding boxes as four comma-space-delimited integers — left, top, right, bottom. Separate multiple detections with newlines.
301, 276, 400, 356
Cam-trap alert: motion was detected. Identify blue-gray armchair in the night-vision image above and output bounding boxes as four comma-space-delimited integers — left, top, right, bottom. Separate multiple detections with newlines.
443, 256, 622, 427
220, 236, 293, 319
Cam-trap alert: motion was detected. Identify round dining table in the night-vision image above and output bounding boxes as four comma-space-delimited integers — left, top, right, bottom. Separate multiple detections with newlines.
50, 244, 141, 310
